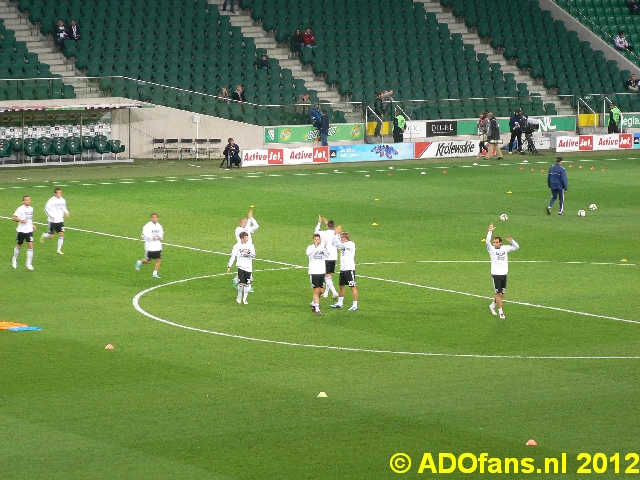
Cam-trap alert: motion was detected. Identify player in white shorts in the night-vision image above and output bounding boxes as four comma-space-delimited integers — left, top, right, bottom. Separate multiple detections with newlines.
330, 225, 359, 311
12, 195, 36, 270
228, 231, 255, 304
307, 233, 330, 316
314, 215, 339, 299
135, 213, 164, 278
40, 188, 70, 254
233, 209, 259, 290
486, 223, 519, 319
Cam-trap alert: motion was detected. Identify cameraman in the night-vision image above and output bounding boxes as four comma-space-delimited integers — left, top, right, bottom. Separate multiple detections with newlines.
509, 109, 523, 154
222, 138, 241, 168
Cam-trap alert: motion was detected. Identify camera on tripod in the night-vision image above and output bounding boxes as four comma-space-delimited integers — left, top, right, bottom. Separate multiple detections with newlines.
519, 115, 540, 135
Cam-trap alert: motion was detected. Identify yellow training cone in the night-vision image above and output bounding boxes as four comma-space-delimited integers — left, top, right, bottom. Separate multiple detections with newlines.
317, 392, 328, 397
507, 191, 513, 194
372, 222, 378, 226
622, 259, 628, 262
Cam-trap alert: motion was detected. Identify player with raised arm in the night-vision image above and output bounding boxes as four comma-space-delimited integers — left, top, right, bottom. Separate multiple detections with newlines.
40, 188, 70, 254
314, 215, 339, 299
135, 213, 164, 278
330, 225, 359, 311
486, 223, 519, 319
12, 195, 36, 270
227, 231, 255, 305
307, 233, 330, 316
233, 209, 259, 290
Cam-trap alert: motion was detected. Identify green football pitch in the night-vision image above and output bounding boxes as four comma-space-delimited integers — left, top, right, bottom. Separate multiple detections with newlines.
0, 152, 639, 479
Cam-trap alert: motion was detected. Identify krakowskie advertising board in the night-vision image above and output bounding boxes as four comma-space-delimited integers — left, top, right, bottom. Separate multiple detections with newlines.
414, 140, 478, 158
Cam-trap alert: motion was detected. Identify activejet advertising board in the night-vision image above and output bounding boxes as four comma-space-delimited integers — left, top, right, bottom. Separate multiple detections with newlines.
556, 134, 633, 152
241, 147, 330, 166
414, 140, 478, 158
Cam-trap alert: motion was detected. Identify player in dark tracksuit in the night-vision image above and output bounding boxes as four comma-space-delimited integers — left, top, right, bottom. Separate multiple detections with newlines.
547, 157, 568, 215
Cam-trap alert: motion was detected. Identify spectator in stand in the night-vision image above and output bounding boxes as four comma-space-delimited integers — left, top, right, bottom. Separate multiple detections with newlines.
626, 74, 639, 92
232, 84, 246, 102
257, 54, 271, 70
291, 28, 304, 53
219, 87, 231, 103
615, 30, 634, 51
67, 20, 81, 48
628, 0, 639, 14
296, 91, 311, 115
303, 27, 316, 48
319, 109, 330, 146
373, 91, 385, 136
54, 19, 68, 51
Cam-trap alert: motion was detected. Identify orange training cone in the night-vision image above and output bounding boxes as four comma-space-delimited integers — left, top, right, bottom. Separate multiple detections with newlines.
526, 439, 538, 446
105, 344, 115, 350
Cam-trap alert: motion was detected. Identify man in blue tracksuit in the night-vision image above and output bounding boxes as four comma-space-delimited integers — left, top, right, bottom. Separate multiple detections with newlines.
547, 156, 568, 215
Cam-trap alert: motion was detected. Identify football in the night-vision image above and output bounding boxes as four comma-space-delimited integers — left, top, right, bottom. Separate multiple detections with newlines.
589, 204, 598, 211
500, 213, 508, 221
578, 210, 586, 217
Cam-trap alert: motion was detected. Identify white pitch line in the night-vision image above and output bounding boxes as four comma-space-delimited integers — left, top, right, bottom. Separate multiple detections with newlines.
132, 273, 640, 360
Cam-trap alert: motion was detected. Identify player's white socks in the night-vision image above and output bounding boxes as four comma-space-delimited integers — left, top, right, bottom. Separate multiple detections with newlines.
238, 284, 243, 297
13, 247, 19, 260
57, 237, 64, 250
490, 301, 496, 309
336, 297, 344, 307
498, 308, 503, 315
26, 248, 33, 266
41, 233, 50, 239
326, 277, 338, 295
243, 285, 249, 302
352, 301, 358, 308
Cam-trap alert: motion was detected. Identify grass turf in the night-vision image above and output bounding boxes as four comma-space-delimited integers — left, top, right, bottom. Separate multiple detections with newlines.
0, 152, 639, 478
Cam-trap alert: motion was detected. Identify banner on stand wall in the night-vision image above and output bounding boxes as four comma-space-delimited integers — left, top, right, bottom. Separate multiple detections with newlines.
264, 124, 364, 143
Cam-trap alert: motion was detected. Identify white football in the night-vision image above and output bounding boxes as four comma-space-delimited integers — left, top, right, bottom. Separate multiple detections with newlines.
500, 213, 508, 221
589, 204, 597, 211
578, 210, 586, 217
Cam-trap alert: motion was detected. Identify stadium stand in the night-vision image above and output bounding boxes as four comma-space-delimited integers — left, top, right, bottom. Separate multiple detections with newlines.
0, 17, 73, 99
458, 0, 633, 112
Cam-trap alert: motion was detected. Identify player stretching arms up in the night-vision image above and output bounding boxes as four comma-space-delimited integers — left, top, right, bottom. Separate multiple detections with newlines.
40, 188, 70, 254
314, 215, 339, 299
233, 209, 259, 290
486, 223, 519, 319
330, 225, 359, 311
228, 231, 255, 305
307, 233, 329, 316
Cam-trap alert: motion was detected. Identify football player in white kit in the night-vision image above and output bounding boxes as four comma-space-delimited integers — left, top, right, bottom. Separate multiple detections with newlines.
314, 215, 339, 299
233, 209, 259, 290
307, 233, 330, 316
486, 223, 519, 319
136, 213, 164, 278
12, 195, 36, 270
330, 225, 359, 311
228, 231, 256, 305
40, 188, 70, 254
